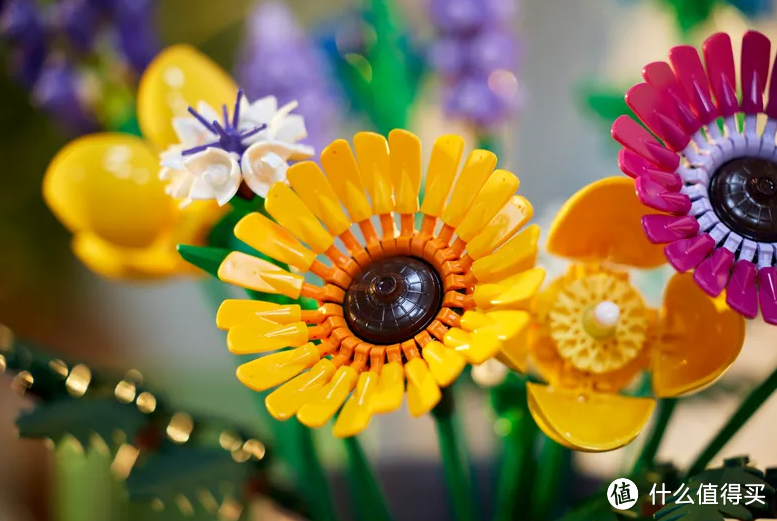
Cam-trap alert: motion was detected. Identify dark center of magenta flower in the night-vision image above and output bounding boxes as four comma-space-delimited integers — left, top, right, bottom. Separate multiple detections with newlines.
344, 256, 443, 345
710, 157, 777, 243
181, 90, 266, 157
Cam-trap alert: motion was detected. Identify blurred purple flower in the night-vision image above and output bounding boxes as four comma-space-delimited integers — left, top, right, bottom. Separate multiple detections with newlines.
429, 0, 484, 35
0, 0, 44, 46
237, 1, 344, 152
113, 0, 159, 72
33, 57, 98, 134
58, 0, 100, 52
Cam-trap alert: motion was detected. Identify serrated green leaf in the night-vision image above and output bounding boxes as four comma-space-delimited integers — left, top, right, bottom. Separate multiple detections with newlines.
177, 245, 231, 278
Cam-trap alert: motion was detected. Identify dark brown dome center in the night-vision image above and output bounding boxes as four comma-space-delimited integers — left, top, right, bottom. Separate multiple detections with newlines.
343, 256, 443, 345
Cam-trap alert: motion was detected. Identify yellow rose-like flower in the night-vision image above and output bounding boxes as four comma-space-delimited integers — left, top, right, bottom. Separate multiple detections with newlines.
213, 131, 543, 437
43, 45, 243, 279
511, 177, 746, 452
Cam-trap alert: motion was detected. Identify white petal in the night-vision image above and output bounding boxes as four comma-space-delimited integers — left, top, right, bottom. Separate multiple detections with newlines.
241, 96, 278, 129
183, 148, 242, 206
271, 114, 308, 144
241, 149, 289, 198
196, 101, 221, 127
172, 117, 214, 147
159, 145, 186, 170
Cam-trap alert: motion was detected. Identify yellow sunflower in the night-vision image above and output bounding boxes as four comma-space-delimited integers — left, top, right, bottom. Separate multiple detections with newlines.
512, 177, 746, 452
214, 131, 544, 437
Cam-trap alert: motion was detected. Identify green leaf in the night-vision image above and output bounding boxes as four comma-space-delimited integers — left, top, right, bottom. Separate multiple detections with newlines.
658, 0, 718, 33
177, 245, 231, 278
577, 82, 633, 125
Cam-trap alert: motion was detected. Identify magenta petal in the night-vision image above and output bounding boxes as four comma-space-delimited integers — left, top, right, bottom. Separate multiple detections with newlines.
726, 260, 759, 318
625, 83, 691, 152
757, 267, 777, 325
664, 233, 716, 272
642, 214, 700, 243
703, 33, 738, 117
618, 149, 682, 191
611, 115, 680, 171
635, 176, 692, 214
740, 31, 770, 115
693, 247, 735, 297
669, 45, 718, 125
643, 61, 701, 136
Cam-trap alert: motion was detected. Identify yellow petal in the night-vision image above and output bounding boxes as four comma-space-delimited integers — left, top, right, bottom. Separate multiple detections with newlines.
547, 176, 665, 268
265, 360, 336, 421
218, 251, 304, 298
404, 358, 442, 417
333, 371, 380, 438
137, 45, 237, 150
461, 310, 531, 341
71, 233, 177, 280
236, 343, 320, 392
442, 327, 501, 365
388, 129, 422, 214
217, 299, 302, 330
353, 132, 392, 215
320, 140, 372, 224
652, 273, 745, 398
265, 183, 334, 253
297, 366, 358, 428
227, 321, 309, 354
441, 149, 497, 228
371, 362, 405, 413
420, 135, 465, 218
526, 383, 655, 452
286, 162, 351, 236
234, 213, 316, 272
466, 196, 533, 260
497, 323, 530, 373
43, 133, 176, 248
455, 170, 520, 243
421, 341, 467, 387
471, 224, 540, 283
472, 268, 546, 309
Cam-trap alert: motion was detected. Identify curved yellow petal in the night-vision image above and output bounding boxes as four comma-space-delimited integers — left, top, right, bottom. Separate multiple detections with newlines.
526, 383, 655, 452
471, 224, 540, 283
441, 149, 497, 228
297, 366, 358, 428
652, 272, 745, 398
388, 129, 422, 214
404, 358, 442, 417
236, 343, 320, 392
227, 321, 309, 354
137, 45, 237, 149
216, 300, 302, 330
265, 360, 336, 420
547, 177, 665, 268
333, 371, 380, 438
472, 268, 546, 310
71, 233, 178, 280
44, 133, 175, 249
320, 140, 372, 224
265, 182, 334, 253
442, 327, 501, 364
371, 362, 404, 413
421, 341, 467, 387
456, 170, 520, 243
218, 251, 304, 298
466, 195, 533, 261
286, 162, 351, 236
497, 322, 530, 373
353, 132, 393, 215
234, 213, 316, 272
420, 135, 465, 218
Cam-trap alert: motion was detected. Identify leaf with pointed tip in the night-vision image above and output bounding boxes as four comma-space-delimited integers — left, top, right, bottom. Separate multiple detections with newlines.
177, 245, 230, 278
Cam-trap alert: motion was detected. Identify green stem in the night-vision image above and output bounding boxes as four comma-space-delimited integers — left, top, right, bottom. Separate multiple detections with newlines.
343, 436, 394, 521
492, 409, 537, 521
633, 398, 677, 474
529, 436, 566, 521
432, 386, 479, 521
687, 364, 777, 477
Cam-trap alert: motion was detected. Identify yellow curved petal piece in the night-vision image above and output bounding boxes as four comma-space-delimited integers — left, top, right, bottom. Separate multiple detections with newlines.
404, 358, 442, 417
71, 233, 178, 280
422, 341, 467, 387
137, 44, 237, 150
441, 149, 497, 228
265, 182, 334, 253
217, 300, 302, 330
333, 371, 380, 438
471, 224, 541, 283
43, 133, 175, 249
353, 132, 392, 215
320, 140, 372, 224
371, 362, 405, 413
456, 170, 520, 243
472, 268, 546, 310
265, 360, 336, 420
388, 129, 422, 214
547, 176, 665, 268
236, 343, 320, 392
218, 251, 304, 298
443, 327, 501, 365
652, 272, 745, 398
227, 321, 309, 354
497, 323, 530, 373
466, 196, 533, 260
286, 161, 351, 236
234, 213, 316, 272
297, 366, 358, 428
526, 383, 655, 452
526, 401, 577, 449
460, 310, 531, 342
420, 135, 465, 218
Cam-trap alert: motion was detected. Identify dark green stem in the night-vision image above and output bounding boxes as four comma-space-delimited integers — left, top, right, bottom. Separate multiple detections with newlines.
492, 409, 537, 521
343, 436, 394, 521
432, 386, 479, 521
529, 436, 566, 521
687, 364, 777, 477
633, 398, 677, 474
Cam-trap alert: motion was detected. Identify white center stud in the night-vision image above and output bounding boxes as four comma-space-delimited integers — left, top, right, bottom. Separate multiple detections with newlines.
594, 301, 620, 329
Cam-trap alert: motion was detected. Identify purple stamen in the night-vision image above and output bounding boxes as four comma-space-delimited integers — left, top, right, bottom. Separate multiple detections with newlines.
222, 104, 230, 129
187, 106, 216, 133
181, 141, 221, 156
240, 124, 266, 141
232, 90, 244, 129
